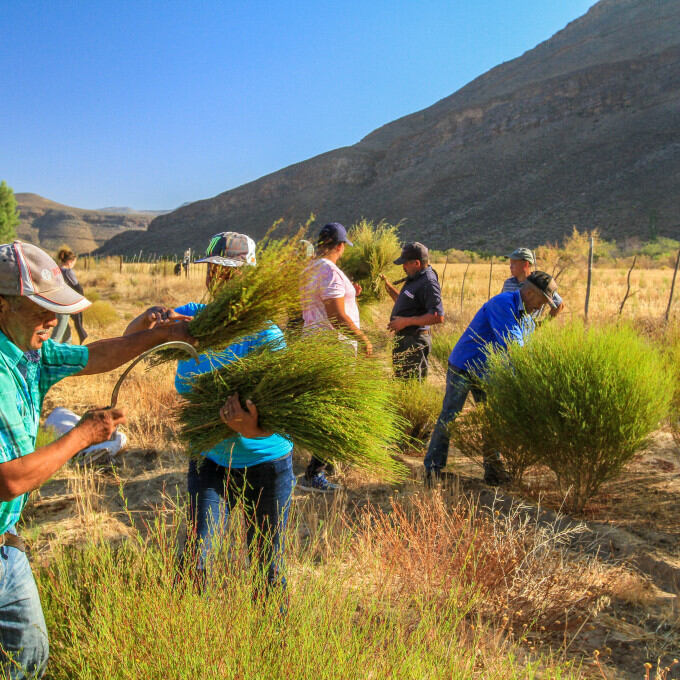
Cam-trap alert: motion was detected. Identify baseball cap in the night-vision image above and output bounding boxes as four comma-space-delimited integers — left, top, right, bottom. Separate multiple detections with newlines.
507, 247, 535, 265
0, 241, 90, 314
196, 232, 257, 267
525, 271, 558, 308
317, 223, 353, 247
394, 242, 428, 265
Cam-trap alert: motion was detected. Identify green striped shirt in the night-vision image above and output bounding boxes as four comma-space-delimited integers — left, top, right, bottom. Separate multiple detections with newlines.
0, 331, 88, 533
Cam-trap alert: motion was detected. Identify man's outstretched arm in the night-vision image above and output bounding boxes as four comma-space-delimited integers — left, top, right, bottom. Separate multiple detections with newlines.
77, 322, 195, 376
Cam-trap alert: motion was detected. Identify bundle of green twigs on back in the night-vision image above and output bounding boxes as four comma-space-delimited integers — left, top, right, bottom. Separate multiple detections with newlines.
177, 333, 407, 481
339, 219, 401, 302
154, 237, 304, 362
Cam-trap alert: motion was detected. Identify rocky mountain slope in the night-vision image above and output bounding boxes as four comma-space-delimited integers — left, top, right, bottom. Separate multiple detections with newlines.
16, 194, 155, 254
99, 0, 680, 255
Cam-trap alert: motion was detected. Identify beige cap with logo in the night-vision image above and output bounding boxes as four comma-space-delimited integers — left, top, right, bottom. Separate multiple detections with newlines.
0, 241, 91, 314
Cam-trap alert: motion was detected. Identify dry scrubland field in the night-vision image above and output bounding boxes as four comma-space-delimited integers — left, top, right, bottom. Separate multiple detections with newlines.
24, 256, 680, 680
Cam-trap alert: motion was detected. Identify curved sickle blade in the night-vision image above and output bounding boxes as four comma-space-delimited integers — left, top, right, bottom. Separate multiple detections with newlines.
108, 341, 200, 409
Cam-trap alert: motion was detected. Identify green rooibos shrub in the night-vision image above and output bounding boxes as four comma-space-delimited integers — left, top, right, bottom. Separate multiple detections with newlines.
430, 326, 463, 368
83, 300, 118, 328
479, 322, 671, 511
662, 324, 680, 446
178, 333, 407, 481
450, 404, 540, 483
392, 379, 443, 454
339, 219, 401, 302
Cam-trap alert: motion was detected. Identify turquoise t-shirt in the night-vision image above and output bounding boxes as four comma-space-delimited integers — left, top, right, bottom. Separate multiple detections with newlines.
174, 303, 292, 468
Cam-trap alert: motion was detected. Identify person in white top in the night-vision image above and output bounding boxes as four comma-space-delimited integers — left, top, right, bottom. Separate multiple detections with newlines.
300, 222, 372, 354
298, 222, 372, 492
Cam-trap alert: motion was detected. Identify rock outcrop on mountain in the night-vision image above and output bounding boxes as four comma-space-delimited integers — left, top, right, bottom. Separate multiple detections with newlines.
15, 194, 154, 254
99, 0, 680, 255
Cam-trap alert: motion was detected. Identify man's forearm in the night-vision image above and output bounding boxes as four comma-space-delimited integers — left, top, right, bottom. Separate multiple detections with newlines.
402, 313, 443, 328
385, 283, 399, 302
79, 326, 173, 375
0, 428, 91, 501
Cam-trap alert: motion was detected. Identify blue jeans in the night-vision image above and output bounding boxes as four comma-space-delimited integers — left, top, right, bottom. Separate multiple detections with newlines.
0, 535, 49, 679
424, 365, 486, 472
184, 454, 295, 592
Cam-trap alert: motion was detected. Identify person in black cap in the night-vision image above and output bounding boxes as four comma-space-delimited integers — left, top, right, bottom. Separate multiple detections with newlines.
380, 242, 444, 380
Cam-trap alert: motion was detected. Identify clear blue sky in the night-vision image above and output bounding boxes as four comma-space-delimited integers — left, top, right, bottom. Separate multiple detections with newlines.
3, 0, 595, 211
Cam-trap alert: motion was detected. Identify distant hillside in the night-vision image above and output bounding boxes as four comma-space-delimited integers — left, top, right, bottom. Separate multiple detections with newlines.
16, 194, 153, 254
99, 0, 680, 256
98, 206, 168, 216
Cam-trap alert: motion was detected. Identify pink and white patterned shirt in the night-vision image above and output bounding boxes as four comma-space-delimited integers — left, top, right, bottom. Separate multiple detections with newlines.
301, 258, 361, 333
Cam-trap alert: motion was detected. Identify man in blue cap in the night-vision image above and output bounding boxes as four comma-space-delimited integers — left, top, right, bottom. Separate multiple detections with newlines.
380, 242, 444, 380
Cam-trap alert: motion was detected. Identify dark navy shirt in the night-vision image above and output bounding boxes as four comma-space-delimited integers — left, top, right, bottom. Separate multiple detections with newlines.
390, 266, 444, 334
448, 290, 535, 373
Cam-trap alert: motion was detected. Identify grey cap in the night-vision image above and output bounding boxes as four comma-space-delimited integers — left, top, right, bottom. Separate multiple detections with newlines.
0, 241, 90, 314
507, 247, 535, 264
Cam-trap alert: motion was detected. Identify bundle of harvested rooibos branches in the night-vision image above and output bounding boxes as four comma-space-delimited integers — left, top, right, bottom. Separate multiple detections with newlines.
177, 333, 407, 481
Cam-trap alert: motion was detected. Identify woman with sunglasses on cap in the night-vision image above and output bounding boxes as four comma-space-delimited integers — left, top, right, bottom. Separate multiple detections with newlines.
125, 232, 294, 597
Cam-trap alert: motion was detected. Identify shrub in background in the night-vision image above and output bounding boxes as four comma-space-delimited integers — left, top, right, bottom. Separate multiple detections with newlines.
430, 325, 463, 368
478, 322, 671, 511
392, 379, 443, 454
83, 300, 118, 328
662, 324, 680, 446
339, 219, 401, 302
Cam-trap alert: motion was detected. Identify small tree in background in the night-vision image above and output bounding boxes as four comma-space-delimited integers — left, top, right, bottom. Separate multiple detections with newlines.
0, 181, 19, 243
473, 321, 671, 512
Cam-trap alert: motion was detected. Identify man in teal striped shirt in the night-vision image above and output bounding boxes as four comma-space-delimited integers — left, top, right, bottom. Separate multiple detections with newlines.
0, 241, 193, 678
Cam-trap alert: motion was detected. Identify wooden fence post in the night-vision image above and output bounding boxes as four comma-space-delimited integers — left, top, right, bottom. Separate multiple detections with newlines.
584, 236, 594, 322
618, 256, 636, 315
440, 254, 450, 294
665, 249, 680, 323
460, 263, 470, 315
487, 257, 493, 300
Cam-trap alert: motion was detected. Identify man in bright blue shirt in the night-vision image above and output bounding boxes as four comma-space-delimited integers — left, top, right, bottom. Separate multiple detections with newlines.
127, 232, 295, 595
0, 241, 194, 679
424, 271, 558, 485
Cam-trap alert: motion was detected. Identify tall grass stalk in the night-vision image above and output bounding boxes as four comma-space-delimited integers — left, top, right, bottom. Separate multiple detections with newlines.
178, 333, 407, 480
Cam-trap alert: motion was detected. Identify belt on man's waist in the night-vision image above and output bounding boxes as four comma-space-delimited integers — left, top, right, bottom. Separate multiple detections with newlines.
0, 532, 27, 552
396, 328, 430, 337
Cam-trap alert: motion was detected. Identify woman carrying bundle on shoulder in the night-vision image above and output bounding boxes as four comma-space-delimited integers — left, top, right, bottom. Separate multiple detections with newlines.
297, 222, 372, 493
125, 231, 294, 596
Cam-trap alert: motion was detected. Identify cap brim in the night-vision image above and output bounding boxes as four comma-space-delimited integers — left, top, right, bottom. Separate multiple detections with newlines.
195, 255, 250, 267
28, 287, 91, 314
393, 256, 406, 265
541, 291, 558, 309
344, 239, 353, 247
